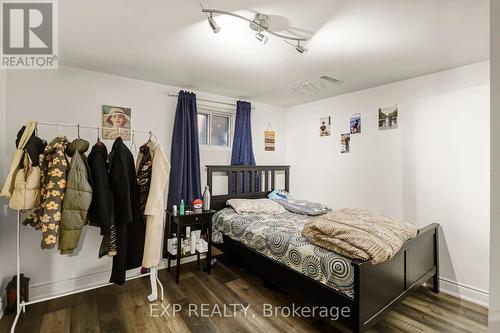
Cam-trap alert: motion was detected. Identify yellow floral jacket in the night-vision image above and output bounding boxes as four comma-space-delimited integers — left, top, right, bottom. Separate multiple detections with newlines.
24, 136, 69, 249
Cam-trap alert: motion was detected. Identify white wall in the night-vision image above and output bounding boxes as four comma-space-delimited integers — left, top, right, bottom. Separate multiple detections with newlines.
490, 0, 500, 330
0, 66, 287, 300
286, 61, 490, 306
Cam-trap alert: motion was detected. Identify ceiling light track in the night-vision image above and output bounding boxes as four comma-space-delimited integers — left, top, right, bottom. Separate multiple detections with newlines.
200, 3, 308, 53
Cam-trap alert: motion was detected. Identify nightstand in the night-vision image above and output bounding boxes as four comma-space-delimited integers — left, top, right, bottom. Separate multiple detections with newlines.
163, 209, 216, 284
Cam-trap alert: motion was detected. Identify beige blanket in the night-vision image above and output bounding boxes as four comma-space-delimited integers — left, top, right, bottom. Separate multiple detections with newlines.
301, 208, 418, 264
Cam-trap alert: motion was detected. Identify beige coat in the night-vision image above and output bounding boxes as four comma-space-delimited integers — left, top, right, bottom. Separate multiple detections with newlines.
142, 141, 170, 268
1, 121, 37, 199
9, 154, 41, 210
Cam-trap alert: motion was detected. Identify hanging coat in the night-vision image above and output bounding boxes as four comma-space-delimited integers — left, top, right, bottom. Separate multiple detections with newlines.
87, 142, 117, 257
1, 121, 37, 199
108, 137, 145, 285
58, 139, 93, 254
141, 140, 170, 268
136, 143, 153, 220
24, 136, 69, 249
9, 128, 46, 210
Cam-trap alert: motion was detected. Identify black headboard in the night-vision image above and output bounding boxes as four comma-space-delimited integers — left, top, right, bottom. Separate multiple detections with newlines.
206, 165, 290, 210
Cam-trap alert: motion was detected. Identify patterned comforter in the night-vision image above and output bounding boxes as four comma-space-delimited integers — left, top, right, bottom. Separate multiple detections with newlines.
212, 208, 355, 298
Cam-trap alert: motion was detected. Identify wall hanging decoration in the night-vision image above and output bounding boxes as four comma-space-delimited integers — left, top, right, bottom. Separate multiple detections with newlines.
341, 133, 350, 153
264, 124, 275, 151
102, 105, 132, 140
320, 116, 331, 137
378, 105, 398, 130
350, 113, 361, 134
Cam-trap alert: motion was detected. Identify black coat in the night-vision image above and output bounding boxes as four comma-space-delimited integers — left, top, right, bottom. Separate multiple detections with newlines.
108, 137, 145, 285
87, 142, 116, 258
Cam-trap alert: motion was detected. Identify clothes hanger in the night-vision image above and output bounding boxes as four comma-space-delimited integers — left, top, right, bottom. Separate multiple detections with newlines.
96, 126, 106, 147
77, 124, 80, 139
130, 130, 138, 156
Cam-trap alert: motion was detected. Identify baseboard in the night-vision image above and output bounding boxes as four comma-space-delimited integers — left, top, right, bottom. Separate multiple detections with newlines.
438, 277, 489, 307
28, 256, 199, 302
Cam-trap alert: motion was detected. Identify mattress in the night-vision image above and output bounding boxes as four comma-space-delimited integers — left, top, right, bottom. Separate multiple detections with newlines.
212, 208, 355, 298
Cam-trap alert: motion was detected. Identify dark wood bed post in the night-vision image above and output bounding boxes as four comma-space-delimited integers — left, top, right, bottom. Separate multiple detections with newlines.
432, 226, 440, 293
206, 165, 439, 333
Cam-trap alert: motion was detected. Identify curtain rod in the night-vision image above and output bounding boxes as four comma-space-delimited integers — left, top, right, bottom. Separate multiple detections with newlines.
167, 92, 255, 109
36, 121, 159, 141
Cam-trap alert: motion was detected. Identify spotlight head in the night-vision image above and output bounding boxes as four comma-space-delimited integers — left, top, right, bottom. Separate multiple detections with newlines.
255, 32, 268, 44
295, 43, 307, 53
208, 13, 220, 33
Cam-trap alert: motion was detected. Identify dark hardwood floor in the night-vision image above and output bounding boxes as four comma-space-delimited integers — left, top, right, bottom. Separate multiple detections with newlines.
0, 259, 488, 333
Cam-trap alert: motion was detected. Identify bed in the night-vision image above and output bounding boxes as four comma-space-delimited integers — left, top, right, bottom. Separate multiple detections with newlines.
206, 165, 440, 333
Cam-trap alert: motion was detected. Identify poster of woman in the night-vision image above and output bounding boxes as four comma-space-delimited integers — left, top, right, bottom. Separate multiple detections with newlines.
102, 105, 131, 140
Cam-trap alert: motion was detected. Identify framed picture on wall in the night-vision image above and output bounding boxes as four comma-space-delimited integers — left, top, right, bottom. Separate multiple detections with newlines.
378, 105, 398, 130
102, 105, 132, 140
320, 116, 332, 136
341, 133, 350, 153
350, 113, 361, 134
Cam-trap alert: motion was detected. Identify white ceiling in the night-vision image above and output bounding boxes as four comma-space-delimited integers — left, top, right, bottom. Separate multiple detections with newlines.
59, 0, 489, 107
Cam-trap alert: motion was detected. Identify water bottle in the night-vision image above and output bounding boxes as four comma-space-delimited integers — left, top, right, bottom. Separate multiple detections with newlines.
203, 186, 211, 211
179, 199, 185, 216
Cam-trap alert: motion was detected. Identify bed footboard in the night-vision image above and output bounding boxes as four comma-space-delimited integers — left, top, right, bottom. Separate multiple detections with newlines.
352, 223, 440, 332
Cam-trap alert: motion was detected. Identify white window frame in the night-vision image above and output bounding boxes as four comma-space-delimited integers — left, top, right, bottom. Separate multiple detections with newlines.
198, 108, 233, 151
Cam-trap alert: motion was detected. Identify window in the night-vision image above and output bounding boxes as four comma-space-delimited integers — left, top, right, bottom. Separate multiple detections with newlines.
197, 110, 232, 147
197, 114, 208, 144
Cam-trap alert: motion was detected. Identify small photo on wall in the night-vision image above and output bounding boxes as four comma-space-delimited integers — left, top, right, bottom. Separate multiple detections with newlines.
341, 133, 350, 153
378, 105, 398, 130
350, 113, 361, 134
320, 116, 331, 137
102, 105, 131, 140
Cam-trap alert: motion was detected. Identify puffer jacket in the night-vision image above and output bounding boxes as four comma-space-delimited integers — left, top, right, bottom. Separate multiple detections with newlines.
24, 136, 69, 249
9, 131, 47, 210
58, 139, 93, 254
1, 121, 38, 206
9, 155, 41, 210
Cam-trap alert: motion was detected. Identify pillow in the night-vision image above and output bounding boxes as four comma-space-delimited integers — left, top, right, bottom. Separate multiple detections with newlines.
268, 189, 290, 200
227, 198, 286, 214
273, 199, 330, 216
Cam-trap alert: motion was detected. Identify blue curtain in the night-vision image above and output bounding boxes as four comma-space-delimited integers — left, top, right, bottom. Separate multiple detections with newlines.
167, 91, 202, 208
231, 101, 256, 193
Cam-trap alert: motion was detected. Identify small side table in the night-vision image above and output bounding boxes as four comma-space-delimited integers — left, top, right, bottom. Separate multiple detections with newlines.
163, 209, 216, 284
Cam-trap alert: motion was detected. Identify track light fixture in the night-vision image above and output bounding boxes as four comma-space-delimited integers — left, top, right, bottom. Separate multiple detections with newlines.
201, 3, 221, 33
284, 40, 308, 54
200, 3, 308, 53
255, 30, 268, 44
207, 13, 220, 33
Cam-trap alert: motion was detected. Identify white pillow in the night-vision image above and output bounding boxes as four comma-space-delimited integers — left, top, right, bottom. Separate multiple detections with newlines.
227, 198, 286, 214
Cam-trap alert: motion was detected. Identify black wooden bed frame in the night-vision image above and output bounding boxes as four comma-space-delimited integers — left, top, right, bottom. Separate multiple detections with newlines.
206, 165, 440, 333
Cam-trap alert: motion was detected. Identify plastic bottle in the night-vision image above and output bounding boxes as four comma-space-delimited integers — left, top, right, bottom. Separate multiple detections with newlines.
180, 199, 185, 216
203, 186, 211, 211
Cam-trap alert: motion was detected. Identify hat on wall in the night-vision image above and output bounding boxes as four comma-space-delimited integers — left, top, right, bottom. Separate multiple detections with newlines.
105, 107, 130, 126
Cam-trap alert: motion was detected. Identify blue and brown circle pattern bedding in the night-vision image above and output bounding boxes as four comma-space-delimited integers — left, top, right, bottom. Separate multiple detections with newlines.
212, 208, 355, 298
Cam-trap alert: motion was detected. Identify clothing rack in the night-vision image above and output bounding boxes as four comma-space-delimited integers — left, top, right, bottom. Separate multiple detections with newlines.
167, 92, 256, 110
36, 121, 160, 141
10, 122, 164, 333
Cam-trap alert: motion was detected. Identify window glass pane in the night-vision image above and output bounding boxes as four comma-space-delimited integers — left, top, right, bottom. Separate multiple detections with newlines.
197, 114, 208, 144
211, 115, 229, 146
